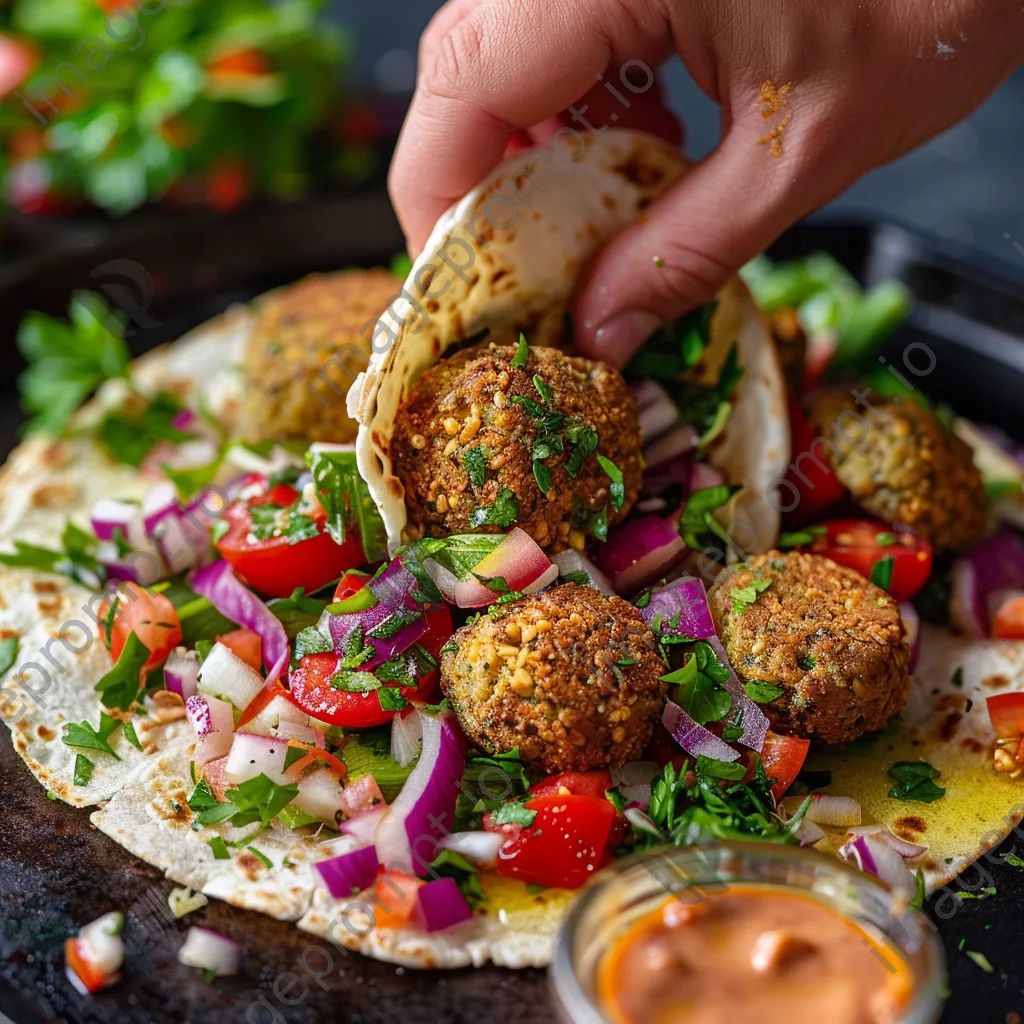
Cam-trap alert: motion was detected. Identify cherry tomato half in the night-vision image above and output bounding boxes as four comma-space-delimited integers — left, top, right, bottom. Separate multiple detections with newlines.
289, 652, 439, 729
808, 519, 934, 602
215, 476, 365, 598
992, 593, 1024, 640
100, 582, 182, 672
496, 794, 617, 889
782, 398, 847, 525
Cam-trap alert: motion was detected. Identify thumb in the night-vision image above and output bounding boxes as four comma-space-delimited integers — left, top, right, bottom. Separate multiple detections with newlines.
573, 124, 824, 366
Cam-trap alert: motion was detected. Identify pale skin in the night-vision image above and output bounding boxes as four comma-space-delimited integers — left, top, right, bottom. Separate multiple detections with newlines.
389, 0, 1024, 364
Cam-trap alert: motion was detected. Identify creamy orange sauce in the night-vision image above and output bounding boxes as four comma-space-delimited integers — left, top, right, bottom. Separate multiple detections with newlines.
596, 885, 914, 1024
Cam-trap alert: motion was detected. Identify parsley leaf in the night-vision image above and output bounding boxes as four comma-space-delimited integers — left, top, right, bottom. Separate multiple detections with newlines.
429, 849, 485, 908
294, 626, 332, 660
871, 554, 895, 590
564, 422, 599, 478
188, 780, 236, 826
695, 755, 747, 781
744, 680, 785, 704
677, 484, 741, 553
95, 631, 151, 711
0, 636, 19, 678
225, 774, 299, 828
470, 487, 519, 529
571, 496, 609, 542
463, 446, 490, 489
777, 526, 827, 548
338, 625, 375, 668
306, 446, 388, 562
533, 459, 552, 494
330, 670, 380, 693
207, 836, 231, 860
123, 720, 143, 751
63, 714, 122, 761
511, 333, 530, 369
73, 754, 95, 786
596, 455, 625, 511
367, 606, 423, 640
491, 801, 537, 827
730, 577, 772, 614
661, 642, 732, 725
887, 761, 946, 803
624, 302, 718, 380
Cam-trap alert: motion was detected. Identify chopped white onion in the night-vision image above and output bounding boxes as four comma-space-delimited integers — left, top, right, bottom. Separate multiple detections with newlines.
177, 927, 241, 977
439, 830, 504, 867
168, 888, 208, 919
391, 709, 424, 767
197, 643, 265, 712
224, 731, 292, 786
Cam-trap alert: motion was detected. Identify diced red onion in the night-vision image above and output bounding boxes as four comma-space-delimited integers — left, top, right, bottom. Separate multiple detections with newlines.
643, 424, 699, 470
899, 601, 921, 672
192, 560, 290, 683
706, 636, 769, 753
950, 556, 988, 639
595, 516, 687, 594
328, 559, 427, 667
624, 807, 661, 837
640, 576, 716, 640
224, 732, 292, 786
375, 709, 468, 875
523, 562, 559, 594
171, 408, 197, 432
96, 543, 142, 584
391, 708, 424, 767
794, 817, 826, 847
414, 876, 473, 933
340, 807, 386, 845
630, 379, 681, 441
90, 499, 139, 542
340, 774, 387, 819
142, 481, 180, 533
611, 761, 659, 810
838, 834, 917, 898
803, 793, 862, 827
197, 642, 265, 711
439, 830, 504, 867
640, 453, 693, 500
551, 550, 615, 595
969, 528, 1024, 595
177, 927, 241, 977
661, 700, 740, 762
313, 845, 380, 898
879, 831, 928, 861
186, 694, 234, 766
293, 767, 346, 824
165, 648, 199, 700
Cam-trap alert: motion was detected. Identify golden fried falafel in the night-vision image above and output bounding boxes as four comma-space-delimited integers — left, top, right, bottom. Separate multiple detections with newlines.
392, 342, 643, 551
440, 583, 666, 772
239, 269, 400, 444
807, 390, 988, 551
708, 551, 910, 745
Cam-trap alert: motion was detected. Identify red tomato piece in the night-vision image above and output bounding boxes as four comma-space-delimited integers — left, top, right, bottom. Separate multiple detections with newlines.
215, 488, 365, 598
101, 582, 182, 672
373, 868, 422, 928
528, 770, 614, 800
216, 627, 262, 672
333, 570, 372, 602
289, 652, 438, 728
782, 398, 847, 525
808, 518, 933, 602
752, 732, 811, 802
992, 594, 1024, 640
987, 693, 1024, 739
65, 938, 114, 993
496, 794, 617, 889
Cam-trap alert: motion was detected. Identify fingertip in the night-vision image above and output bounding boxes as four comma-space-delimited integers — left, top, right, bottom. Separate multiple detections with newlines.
579, 308, 665, 367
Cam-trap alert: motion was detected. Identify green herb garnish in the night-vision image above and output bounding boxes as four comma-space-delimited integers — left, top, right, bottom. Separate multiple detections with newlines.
887, 761, 946, 803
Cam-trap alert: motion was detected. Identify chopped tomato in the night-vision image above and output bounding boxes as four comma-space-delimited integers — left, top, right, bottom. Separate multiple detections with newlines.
334, 570, 372, 602
101, 582, 182, 672
205, 158, 251, 213
808, 518, 933, 601
215, 475, 365, 598
216, 628, 262, 672
987, 693, 1024, 739
528, 770, 613, 801
207, 47, 274, 77
992, 593, 1024, 640
65, 938, 115, 993
289, 651, 439, 728
783, 398, 847, 525
237, 680, 293, 728
496, 794, 617, 889
373, 868, 422, 927
749, 732, 810, 802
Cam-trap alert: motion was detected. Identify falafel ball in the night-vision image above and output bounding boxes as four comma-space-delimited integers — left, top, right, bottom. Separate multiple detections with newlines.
708, 551, 910, 745
807, 390, 987, 551
392, 342, 643, 551
239, 269, 399, 444
440, 583, 666, 772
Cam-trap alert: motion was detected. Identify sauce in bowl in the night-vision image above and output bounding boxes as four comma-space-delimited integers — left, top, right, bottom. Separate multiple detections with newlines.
595, 884, 914, 1024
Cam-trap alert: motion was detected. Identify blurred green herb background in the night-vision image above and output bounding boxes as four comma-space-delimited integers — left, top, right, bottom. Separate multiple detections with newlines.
0, 0, 378, 217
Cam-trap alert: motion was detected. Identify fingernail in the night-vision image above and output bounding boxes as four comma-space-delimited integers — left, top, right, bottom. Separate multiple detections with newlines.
592, 310, 664, 364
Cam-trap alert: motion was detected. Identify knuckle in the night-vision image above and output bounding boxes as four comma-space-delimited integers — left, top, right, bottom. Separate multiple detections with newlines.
421, 17, 488, 99
651, 241, 735, 310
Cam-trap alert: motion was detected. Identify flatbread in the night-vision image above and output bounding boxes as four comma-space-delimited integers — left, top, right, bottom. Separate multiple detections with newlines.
350, 129, 788, 555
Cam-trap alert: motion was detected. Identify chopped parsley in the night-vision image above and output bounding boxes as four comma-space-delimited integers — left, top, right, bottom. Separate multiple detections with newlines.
572, 496, 609, 543
338, 626, 375, 669
367, 606, 423, 640
559, 570, 590, 586
564, 422, 599, 478
378, 687, 410, 712
951, 667, 964, 689
875, 532, 897, 546
777, 526, 827, 548
294, 626, 333, 660
224, 774, 299, 828
635, 591, 651, 609
491, 801, 537, 827
463, 446, 490, 489
428, 849, 485, 908
330, 670, 380, 693
123, 720, 143, 751
887, 761, 946, 803
963, 949, 995, 974
246, 846, 273, 870
730, 577, 772, 614
797, 653, 817, 671
470, 486, 520, 529
533, 460, 552, 494
0, 521, 104, 587
661, 641, 732, 725
1003, 852, 1024, 869
532, 374, 553, 405
624, 302, 718, 381
95, 631, 152, 711
73, 754, 94, 787
677, 484, 741, 554
0, 636, 19, 678
248, 503, 319, 545
63, 713, 123, 761
306, 446, 388, 563
955, 887, 996, 901
596, 455, 625, 511
870, 554, 895, 590
510, 333, 530, 369
743, 680, 785, 704
207, 836, 231, 860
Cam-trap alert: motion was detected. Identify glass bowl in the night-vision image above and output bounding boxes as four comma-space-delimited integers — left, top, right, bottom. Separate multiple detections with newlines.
550, 841, 945, 1024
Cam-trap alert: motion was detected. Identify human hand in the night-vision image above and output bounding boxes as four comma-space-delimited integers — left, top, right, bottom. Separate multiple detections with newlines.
390, 0, 1023, 364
